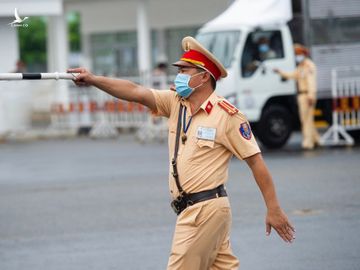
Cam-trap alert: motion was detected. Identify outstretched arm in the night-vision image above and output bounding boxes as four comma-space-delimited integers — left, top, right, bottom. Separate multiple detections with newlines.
68, 68, 157, 111
273, 68, 298, 80
245, 153, 295, 243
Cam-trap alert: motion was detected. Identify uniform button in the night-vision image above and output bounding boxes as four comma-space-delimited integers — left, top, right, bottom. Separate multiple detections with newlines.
170, 190, 173, 193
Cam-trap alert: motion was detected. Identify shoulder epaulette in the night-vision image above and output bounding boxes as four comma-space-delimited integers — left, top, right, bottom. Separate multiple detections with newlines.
218, 100, 238, 115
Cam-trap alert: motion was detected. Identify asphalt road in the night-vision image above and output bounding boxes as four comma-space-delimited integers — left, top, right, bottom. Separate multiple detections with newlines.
0, 133, 359, 270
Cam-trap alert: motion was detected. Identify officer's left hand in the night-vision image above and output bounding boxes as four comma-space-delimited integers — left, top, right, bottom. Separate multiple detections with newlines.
266, 207, 295, 243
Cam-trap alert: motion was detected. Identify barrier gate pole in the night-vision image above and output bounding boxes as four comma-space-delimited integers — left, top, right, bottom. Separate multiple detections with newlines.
0, 72, 78, 81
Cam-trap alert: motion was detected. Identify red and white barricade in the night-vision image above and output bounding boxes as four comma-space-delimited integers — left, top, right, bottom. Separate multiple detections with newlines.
50, 75, 171, 140
0, 72, 168, 140
50, 87, 150, 137
50, 103, 69, 129
50, 88, 97, 130
320, 66, 360, 146
134, 76, 170, 143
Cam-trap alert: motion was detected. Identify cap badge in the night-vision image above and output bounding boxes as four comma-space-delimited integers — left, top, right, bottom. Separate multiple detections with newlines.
184, 41, 190, 51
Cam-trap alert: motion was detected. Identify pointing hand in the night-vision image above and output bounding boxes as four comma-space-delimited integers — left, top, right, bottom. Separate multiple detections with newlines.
67, 68, 96, 87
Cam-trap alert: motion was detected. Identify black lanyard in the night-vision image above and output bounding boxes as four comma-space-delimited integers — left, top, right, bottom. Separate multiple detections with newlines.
171, 104, 185, 196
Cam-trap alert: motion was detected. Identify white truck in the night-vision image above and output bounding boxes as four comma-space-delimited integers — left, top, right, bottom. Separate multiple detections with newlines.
195, 0, 360, 148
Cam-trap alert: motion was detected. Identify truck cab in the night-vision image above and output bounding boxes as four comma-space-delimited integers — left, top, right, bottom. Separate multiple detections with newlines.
197, 24, 299, 148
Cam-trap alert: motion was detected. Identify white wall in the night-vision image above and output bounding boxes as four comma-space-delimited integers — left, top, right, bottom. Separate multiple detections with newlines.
66, 0, 230, 34
0, 18, 19, 72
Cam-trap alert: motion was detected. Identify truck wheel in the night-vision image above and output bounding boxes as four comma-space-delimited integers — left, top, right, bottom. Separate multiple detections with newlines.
256, 105, 292, 149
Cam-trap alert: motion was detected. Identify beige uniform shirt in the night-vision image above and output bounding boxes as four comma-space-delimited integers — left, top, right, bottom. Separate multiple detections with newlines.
279, 58, 317, 100
151, 90, 261, 198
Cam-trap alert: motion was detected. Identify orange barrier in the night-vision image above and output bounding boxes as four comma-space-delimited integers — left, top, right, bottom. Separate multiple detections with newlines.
50, 98, 149, 131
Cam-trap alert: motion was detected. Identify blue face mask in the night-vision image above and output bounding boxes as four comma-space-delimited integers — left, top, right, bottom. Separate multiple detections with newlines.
295, 55, 305, 64
259, 44, 270, 53
174, 72, 204, 98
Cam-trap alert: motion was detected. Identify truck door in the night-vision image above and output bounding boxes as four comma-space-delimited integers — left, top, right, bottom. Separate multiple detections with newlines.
240, 28, 297, 148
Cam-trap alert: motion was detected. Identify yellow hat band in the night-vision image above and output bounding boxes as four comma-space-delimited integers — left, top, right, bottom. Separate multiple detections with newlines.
180, 58, 205, 67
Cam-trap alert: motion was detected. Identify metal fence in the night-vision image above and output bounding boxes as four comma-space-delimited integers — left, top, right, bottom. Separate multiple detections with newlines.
320, 66, 360, 146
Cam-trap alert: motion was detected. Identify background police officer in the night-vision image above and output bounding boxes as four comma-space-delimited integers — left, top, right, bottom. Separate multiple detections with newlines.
274, 44, 320, 150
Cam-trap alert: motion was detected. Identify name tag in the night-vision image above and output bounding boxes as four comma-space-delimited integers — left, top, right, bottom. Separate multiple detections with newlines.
197, 126, 216, 141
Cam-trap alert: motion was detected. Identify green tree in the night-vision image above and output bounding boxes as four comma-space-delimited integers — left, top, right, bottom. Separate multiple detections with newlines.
68, 12, 81, 52
18, 17, 47, 72
18, 13, 81, 72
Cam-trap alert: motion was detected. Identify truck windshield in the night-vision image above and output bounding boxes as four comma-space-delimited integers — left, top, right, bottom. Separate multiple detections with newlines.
196, 31, 240, 68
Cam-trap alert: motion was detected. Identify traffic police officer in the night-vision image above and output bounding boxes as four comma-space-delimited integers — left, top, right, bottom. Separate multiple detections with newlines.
68, 36, 295, 270
274, 44, 321, 150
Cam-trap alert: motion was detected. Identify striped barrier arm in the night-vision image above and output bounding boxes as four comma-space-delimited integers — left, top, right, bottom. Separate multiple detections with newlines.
0, 72, 79, 80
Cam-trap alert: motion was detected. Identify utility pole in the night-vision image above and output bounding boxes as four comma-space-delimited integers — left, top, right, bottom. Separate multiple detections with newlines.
301, 0, 311, 50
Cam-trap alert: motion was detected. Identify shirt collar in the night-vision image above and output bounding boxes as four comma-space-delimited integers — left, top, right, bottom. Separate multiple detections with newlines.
180, 91, 217, 116
200, 91, 217, 115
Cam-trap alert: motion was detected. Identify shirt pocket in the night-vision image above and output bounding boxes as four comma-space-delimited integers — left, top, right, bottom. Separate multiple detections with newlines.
187, 139, 215, 164
196, 139, 215, 148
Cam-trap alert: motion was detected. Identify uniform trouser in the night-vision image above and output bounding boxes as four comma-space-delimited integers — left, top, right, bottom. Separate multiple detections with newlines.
297, 94, 320, 149
167, 197, 239, 270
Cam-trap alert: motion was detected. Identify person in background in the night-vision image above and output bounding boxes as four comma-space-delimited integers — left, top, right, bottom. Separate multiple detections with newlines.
274, 44, 320, 150
244, 36, 276, 76
152, 62, 168, 89
153, 62, 168, 76
12, 60, 27, 73
256, 36, 276, 61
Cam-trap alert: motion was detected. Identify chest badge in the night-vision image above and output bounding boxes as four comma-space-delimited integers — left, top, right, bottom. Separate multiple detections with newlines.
197, 126, 216, 141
